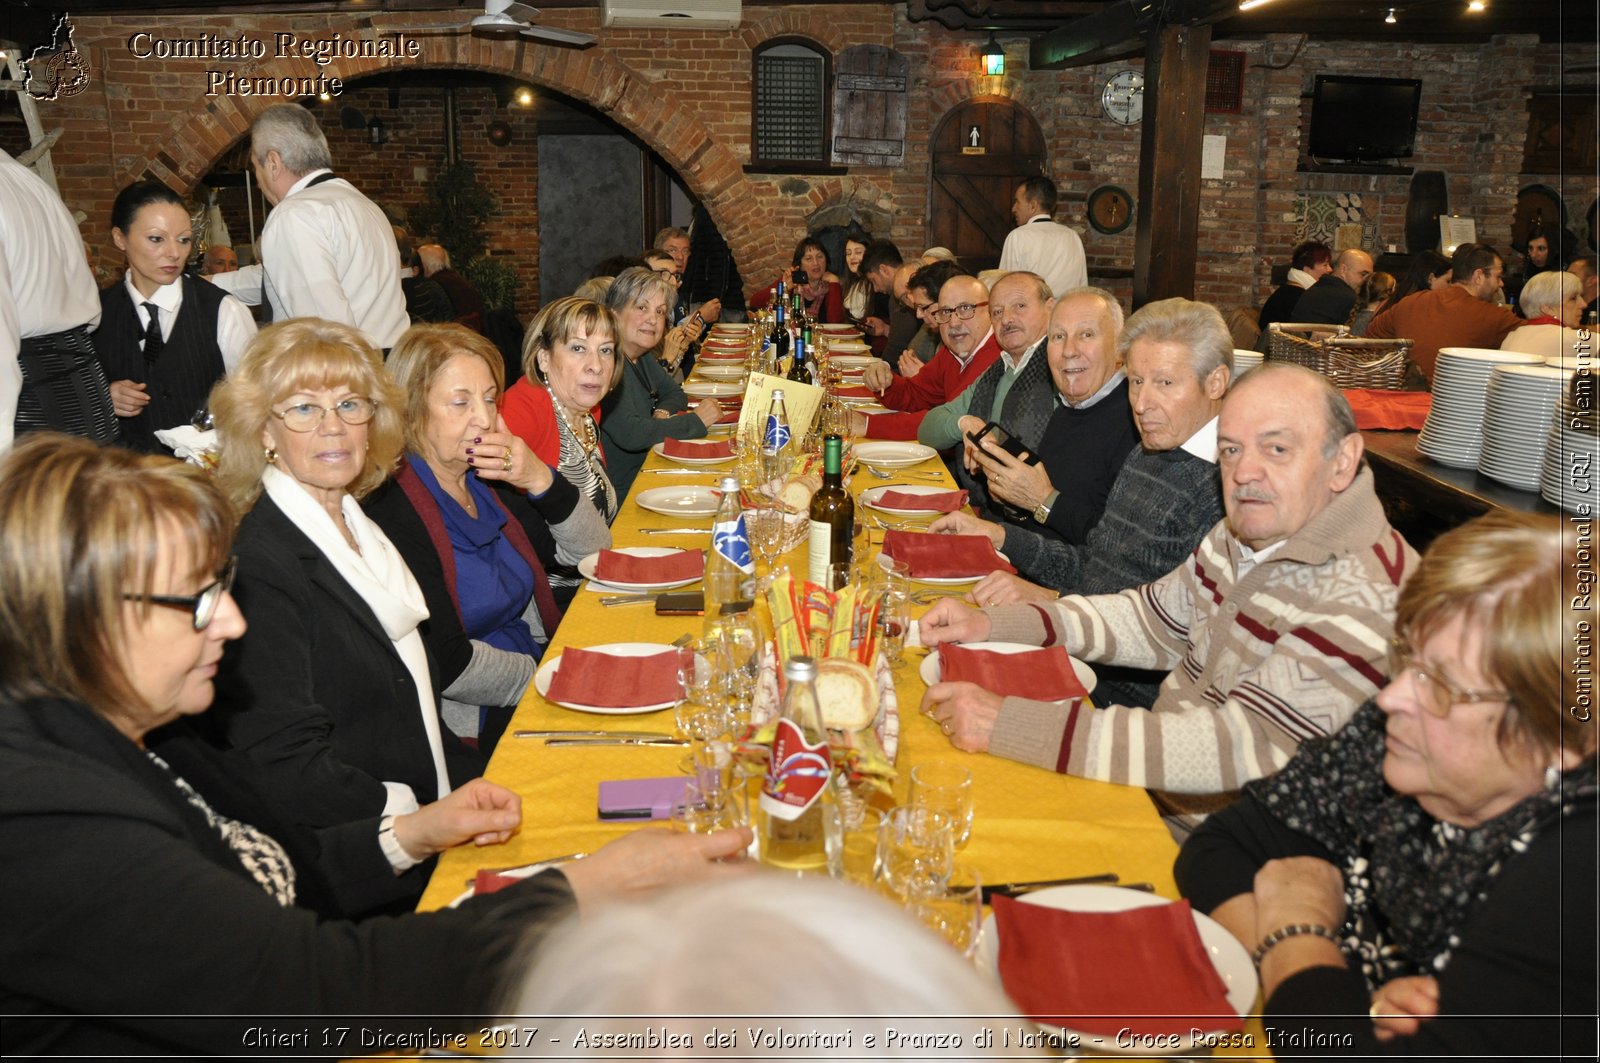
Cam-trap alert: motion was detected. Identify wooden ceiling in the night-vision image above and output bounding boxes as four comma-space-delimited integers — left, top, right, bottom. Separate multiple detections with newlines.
4, 0, 1591, 47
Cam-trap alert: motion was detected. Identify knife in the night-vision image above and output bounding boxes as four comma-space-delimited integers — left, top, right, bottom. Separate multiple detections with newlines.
980, 871, 1120, 902
513, 729, 675, 740
544, 736, 689, 748
641, 527, 710, 535
643, 468, 718, 475
599, 594, 664, 606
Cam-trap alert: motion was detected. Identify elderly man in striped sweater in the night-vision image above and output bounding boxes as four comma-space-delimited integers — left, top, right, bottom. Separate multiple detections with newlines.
919, 361, 1418, 827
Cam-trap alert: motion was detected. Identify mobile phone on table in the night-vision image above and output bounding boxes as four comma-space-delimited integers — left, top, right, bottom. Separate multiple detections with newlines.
654, 591, 704, 616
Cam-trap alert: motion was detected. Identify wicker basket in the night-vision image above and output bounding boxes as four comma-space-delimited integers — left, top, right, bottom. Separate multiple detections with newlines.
1267, 323, 1414, 390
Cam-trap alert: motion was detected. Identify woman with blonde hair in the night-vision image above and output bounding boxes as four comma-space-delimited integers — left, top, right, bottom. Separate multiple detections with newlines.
1177, 511, 1596, 1057
209, 318, 485, 863
363, 323, 607, 751
501, 296, 625, 524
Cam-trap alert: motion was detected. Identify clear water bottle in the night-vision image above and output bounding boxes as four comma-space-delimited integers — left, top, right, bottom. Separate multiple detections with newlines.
762, 388, 792, 461
757, 655, 841, 875
707, 475, 753, 615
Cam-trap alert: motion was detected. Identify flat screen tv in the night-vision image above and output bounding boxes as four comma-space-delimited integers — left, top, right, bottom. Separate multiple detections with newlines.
1307, 75, 1423, 161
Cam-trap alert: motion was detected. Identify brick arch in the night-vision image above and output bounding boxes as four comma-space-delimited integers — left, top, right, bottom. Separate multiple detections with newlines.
738, 10, 870, 54
119, 32, 768, 292
928, 75, 1035, 119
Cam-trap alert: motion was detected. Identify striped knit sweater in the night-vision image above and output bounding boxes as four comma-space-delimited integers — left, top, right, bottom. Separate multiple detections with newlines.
984, 466, 1417, 800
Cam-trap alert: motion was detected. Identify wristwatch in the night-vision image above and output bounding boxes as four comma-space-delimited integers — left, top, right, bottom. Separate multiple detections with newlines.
1032, 490, 1058, 525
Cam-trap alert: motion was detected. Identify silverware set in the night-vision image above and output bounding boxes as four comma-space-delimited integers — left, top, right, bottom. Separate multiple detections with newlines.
513, 729, 687, 748
980, 872, 1155, 902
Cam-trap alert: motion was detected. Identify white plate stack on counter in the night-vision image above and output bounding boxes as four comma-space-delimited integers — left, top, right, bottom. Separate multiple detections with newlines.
1539, 369, 1598, 513
1477, 363, 1573, 491
1417, 348, 1545, 469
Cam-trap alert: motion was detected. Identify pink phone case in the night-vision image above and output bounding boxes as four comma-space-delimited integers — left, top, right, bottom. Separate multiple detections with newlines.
597, 776, 691, 821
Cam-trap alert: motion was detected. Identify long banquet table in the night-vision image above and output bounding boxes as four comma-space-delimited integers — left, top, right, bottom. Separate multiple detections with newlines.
417, 433, 1184, 912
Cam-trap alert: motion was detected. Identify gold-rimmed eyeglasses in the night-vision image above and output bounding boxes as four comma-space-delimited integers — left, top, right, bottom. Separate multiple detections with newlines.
1387, 637, 1512, 718
270, 397, 377, 433
123, 557, 238, 630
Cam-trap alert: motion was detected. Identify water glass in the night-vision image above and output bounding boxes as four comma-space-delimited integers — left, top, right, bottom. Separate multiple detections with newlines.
876, 587, 911, 668
910, 761, 974, 848
838, 805, 884, 888
906, 863, 984, 959
876, 805, 955, 901
670, 778, 748, 838
709, 611, 761, 720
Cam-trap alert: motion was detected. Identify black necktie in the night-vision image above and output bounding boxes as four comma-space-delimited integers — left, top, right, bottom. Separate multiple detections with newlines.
141, 302, 164, 362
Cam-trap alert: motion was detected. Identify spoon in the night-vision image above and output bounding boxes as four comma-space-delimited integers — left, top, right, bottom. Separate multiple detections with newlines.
866, 465, 942, 480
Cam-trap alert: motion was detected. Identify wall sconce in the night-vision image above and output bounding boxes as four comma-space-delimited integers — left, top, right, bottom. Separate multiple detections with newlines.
980, 34, 1004, 77
1385, 7, 1397, 23
367, 117, 387, 146
515, 87, 534, 107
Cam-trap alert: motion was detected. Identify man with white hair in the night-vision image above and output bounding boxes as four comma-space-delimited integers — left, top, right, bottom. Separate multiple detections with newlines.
932, 297, 1231, 708
920, 361, 1416, 827
246, 103, 408, 349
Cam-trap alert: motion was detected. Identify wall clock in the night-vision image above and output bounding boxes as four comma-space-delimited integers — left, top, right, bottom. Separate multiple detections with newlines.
1086, 184, 1135, 235
1101, 70, 1144, 126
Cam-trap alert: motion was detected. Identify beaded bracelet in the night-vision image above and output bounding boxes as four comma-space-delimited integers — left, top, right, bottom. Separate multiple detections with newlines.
1251, 923, 1341, 966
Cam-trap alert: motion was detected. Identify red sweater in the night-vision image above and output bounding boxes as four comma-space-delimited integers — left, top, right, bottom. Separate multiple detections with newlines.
1365, 285, 1520, 383
501, 377, 602, 468
867, 332, 1003, 441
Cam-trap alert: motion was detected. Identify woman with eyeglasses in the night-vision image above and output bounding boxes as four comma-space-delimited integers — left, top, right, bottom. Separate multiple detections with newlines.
0, 434, 752, 1057
1175, 512, 1596, 1058
363, 324, 609, 754
206, 319, 488, 889
598, 268, 722, 497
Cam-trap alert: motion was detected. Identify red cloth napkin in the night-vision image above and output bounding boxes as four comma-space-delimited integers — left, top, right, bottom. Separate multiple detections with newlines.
882, 530, 1015, 578
661, 437, 734, 460
472, 869, 524, 897
594, 548, 704, 584
876, 488, 969, 513
716, 405, 742, 425
546, 646, 685, 707
992, 894, 1242, 1037
1343, 389, 1432, 431
939, 643, 1087, 701
832, 384, 875, 398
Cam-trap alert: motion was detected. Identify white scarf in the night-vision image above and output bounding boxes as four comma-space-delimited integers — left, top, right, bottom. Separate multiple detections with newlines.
1287, 267, 1317, 289
262, 465, 451, 812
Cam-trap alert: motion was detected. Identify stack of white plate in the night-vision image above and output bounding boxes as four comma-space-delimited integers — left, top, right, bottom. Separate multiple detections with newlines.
1477, 364, 1571, 491
1540, 378, 1598, 513
1416, 348, 1544, 469
1231, 348, 1264, 378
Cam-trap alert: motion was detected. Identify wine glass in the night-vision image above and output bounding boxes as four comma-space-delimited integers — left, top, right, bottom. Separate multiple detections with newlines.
875, 586, 911, 668
746, 503, 786, 589
712, 611, 761, 723
910, 761, 974, 848
906, 864, 984, 959
876, 806, 955, 902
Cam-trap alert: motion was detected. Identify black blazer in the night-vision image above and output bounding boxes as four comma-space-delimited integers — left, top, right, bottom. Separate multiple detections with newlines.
213, 494, 485, 830
0, 696, 573, 1059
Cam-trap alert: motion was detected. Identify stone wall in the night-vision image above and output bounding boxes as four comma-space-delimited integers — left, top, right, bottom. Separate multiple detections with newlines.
24, 7, 1595, 323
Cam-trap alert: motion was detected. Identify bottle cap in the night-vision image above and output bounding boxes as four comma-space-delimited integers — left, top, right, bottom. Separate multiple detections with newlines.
718, 475, 739, 492
782, 655, 818, 682
771, 389, 786, 401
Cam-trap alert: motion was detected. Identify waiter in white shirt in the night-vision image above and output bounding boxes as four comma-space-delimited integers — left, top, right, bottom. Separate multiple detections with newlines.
998, 176, 1087, 303
0, 149, 118, 453
234, 103, 409, 351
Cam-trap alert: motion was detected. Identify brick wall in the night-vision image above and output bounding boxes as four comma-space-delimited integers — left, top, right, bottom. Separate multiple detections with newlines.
27, 8, 1595, 322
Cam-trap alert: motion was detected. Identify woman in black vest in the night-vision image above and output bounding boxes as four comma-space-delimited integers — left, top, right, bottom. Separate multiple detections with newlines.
94, 180, 256, 452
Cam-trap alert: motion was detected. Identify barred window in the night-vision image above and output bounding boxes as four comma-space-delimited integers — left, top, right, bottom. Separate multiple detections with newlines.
751, 39, 831, 170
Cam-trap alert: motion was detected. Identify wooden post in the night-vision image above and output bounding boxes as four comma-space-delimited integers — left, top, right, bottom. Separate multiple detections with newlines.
1133, 20, 1211, 308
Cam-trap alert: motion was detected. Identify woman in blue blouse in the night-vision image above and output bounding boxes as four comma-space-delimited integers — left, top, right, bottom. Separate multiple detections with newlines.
365, 325, 608, 753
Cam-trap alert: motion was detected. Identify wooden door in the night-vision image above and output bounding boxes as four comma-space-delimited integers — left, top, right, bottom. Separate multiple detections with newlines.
928, 97, 1046, 273
831, 45, 908, 167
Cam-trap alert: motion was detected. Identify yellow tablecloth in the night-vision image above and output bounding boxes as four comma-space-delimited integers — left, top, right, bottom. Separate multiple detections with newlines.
416, 434, 1181, 912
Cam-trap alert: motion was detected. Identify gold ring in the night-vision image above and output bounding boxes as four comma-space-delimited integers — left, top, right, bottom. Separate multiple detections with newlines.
940, 722, 952, 736
503, 455, 513, 471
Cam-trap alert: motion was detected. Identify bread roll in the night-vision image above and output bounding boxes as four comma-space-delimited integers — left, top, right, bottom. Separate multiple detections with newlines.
815, 658, 878, 731
777, 475, 816, 513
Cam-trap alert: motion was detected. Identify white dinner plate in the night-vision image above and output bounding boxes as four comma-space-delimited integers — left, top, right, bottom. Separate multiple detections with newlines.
860, 483, 963, 515
650, 440, 735, 466
919, 641, 1098, 696
828, 354, 876, 368
682, 380, 744, 397
447, 861, 559, 909
636, 485, 721, 517
976, 884, 1256, 1055
853, 441, 937, 468
533, 642, 687, 714
578, 547, 703, 592
694, 365, 749, 381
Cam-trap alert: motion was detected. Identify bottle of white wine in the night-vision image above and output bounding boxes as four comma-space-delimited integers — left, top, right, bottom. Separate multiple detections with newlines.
807, 434, 852, 586
757, 655, 840, 875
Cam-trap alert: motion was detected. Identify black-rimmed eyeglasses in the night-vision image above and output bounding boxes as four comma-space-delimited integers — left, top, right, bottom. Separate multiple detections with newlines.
124, 557, 238, 630
270, 397, 377, 433
930, 303, 981, 324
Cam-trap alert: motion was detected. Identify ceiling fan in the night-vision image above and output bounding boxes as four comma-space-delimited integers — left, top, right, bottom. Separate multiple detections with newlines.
381, 1, 598, 47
